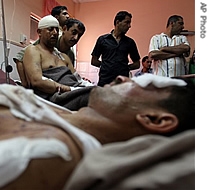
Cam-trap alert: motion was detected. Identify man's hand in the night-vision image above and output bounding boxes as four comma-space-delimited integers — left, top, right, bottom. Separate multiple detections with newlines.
56, 83, 71, 94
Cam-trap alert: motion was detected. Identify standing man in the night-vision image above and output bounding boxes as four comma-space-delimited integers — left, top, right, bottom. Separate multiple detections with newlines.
51, 5, 70, 36
91, 11, 140, 86
149, 15, 190, 77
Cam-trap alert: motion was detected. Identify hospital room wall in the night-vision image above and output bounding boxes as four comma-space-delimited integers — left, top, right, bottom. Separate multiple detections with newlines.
74, 0, 195, 60
0, 0, 43, 45
0, 0, 74, 81
0, 0, 45, 81
0, 0, 194, 83
0, 0, 73, 81
73, 0, 195, 83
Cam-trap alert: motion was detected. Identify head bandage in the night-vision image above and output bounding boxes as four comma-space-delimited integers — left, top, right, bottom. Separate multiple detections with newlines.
131, 73, 187, 88
38, 15, 59, 29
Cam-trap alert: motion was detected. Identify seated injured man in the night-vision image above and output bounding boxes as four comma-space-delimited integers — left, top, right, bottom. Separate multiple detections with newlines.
22, 15, 94, 111
0, 74, 195, 190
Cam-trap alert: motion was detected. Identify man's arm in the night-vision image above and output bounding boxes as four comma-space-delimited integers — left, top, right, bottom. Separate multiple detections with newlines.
15, 60, 28, 88
62, 53, 93, 86
160, 43, 190, 57
150, 43, 190, 60
149, 50, 177, 60
62, 53, 76, 74
23, 45, 71, 94
91, 55, 101, 67
148, 35, 176, 61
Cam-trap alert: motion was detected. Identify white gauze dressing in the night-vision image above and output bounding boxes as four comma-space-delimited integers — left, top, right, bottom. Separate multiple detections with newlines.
131, 73, 187, 88
38, 15, 59, 29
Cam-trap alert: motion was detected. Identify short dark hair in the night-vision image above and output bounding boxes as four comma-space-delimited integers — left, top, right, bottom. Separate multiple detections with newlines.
114, 11, 132, 26
166, 15, 183, 28
64, 18, 86, 33
51, 6, 68, 17
159, 77, 195, 136
142, 56, 149, 63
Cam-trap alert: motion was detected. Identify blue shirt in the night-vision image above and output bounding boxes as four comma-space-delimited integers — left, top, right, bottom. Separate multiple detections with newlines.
134, 68, 153, 76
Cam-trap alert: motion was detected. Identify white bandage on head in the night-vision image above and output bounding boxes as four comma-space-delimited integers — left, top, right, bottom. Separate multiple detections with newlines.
131, 73, 187, 88
38, 15, 59, 29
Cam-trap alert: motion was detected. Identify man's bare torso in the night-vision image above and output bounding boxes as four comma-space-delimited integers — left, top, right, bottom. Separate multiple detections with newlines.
0, 105, 83, 190
35, 44, 69, 70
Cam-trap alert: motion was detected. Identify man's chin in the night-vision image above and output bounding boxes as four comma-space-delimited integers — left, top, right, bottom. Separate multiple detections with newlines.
50, 39, 57, 45
69, 42, 76, 47
88, 86, 103, 104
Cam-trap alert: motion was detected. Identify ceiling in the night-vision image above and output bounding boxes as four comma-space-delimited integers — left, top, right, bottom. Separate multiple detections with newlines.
72, 0, 103, 3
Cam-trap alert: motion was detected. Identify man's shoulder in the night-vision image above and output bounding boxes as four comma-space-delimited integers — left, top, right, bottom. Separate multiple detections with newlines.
98, 33, 111, 39
124, 35, 136, 41
173, 34, 188, 39
25, 43, 39, 52
151, 33, 165, 38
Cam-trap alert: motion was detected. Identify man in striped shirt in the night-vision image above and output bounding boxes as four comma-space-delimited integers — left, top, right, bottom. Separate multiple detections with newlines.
149, 15, 190, 77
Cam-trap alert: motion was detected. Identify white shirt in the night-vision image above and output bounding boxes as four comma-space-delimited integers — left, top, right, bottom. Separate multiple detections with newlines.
149, 33, 190, 77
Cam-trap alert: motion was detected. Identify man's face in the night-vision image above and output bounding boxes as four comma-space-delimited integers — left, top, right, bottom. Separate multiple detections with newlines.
117, 16, 131, 34
88, 76, 170, 116
63, 23, 84, 47
142, 58, 152, 69
171, 18, 184, 35
57, 9, 70, 27
39, 27, 59, 47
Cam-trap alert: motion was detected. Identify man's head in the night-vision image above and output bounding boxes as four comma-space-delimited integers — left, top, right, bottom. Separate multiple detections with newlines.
88, 74, 195, 136
142, 56, 152, 70
166, 15, 184, 35
37, 15, 59, 47
62, 18, 86, 47
51, 6, 70, 27
114, 11, 132, 34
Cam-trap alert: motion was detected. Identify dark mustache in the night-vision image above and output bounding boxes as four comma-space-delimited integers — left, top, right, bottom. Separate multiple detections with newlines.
50, 37, 58, 40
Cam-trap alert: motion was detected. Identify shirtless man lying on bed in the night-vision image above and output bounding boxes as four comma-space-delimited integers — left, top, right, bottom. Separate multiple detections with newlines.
0, 74, 194, 190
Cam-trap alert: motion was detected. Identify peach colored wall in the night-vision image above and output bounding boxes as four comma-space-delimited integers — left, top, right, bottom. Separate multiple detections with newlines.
0, 0, 195, 83
74, 0, 195, 62
0, 0, 195, 58
73, 0, 195, 83
0, 0, 44, 81
57, 0, 75, 16
0, 0, 74, 45
1, 0, 43, 44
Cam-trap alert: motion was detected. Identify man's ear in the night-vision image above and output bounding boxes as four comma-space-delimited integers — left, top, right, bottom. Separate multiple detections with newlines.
37, 29, 41, 37
116, 20, 120, 25
62, 25, 67, 31
136, 113, 178, 134
54, 15, 59, 20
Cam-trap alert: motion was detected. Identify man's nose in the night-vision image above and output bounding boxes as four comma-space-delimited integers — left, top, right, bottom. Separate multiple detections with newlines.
73, 34, 79, 40
52, 28, 58, 34
181, 24, 184, 30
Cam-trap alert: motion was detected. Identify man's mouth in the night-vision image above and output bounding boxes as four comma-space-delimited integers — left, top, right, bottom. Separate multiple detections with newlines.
51, 37, 57, 41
